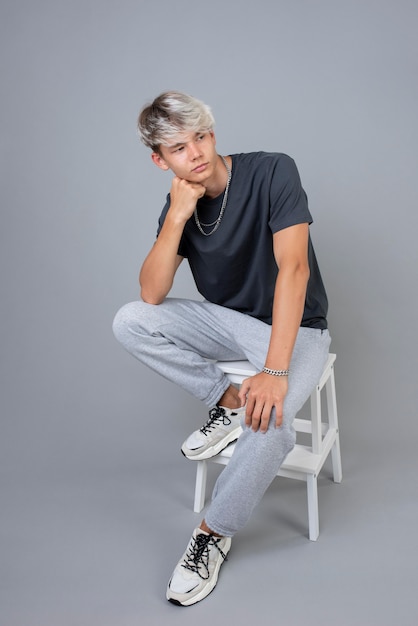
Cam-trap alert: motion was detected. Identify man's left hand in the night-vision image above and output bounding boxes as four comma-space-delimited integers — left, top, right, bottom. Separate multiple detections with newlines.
238, 372, 288, 433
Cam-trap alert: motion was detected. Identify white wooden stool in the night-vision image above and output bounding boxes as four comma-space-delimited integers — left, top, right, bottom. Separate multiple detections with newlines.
193, 353, 342, 541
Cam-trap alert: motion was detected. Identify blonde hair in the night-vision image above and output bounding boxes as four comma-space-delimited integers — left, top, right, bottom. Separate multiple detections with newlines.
137, 91, 215, 152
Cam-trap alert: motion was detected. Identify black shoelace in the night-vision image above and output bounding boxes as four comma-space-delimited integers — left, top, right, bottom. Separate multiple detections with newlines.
181, 533, 228, 580
200, 406, 233, 436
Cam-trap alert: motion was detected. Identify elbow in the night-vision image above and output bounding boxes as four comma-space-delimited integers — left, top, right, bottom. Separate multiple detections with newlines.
285, 262, 310, 296
140, 288, 165, 305
286, 260, 310, 285
139, 272, 167, 305
301, 263, 310, 285
300, 265, 310, 294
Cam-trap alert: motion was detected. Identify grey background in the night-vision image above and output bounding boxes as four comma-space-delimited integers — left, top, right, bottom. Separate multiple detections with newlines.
1, 1, 417, 625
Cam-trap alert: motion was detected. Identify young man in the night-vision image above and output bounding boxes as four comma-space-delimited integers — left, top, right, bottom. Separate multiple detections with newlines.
113, 90, 330, 606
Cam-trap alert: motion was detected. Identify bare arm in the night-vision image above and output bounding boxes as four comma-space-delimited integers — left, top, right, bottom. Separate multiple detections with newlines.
238, 223, 310, 432
139, 176, 206, 304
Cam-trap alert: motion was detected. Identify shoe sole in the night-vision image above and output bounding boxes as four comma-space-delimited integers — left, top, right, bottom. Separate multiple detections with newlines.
166, 538, 232, 606
181, 426, 243, 461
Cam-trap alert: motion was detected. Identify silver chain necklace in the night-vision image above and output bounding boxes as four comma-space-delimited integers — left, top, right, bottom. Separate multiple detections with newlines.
194, 155, 231, 236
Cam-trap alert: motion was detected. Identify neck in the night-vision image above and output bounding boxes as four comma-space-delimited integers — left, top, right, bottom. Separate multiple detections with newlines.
204, 155, 231, 199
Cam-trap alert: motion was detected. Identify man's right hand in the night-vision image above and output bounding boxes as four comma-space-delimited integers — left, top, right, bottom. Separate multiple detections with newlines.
169, 176, 206, 222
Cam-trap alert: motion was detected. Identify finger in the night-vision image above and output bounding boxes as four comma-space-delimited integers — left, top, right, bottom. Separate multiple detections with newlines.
248, 401, 264, 432
238, 380, 250, 406
259, 403, 273, 433
244, 396, 256, 427
274, 402, 284, 428
196, 184, 206, 198
238, 393, 247, 408
249, 412, 262, 431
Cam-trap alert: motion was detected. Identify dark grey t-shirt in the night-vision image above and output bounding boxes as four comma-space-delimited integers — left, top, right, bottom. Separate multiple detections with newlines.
157, 152, 328, 329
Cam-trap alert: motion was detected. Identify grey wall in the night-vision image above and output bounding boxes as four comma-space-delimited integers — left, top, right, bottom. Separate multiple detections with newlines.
1, 0, 418, 623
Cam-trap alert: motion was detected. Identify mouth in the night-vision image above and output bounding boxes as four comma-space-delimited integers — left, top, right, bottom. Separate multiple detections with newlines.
192, 163, 208, 173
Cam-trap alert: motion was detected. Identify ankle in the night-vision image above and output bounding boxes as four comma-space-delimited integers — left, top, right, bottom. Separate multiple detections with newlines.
200, 519, 222, 537
218, 386, 241, 410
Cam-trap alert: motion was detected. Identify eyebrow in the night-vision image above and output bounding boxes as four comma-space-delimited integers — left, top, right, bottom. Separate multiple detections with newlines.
167, 140, 185, 150
166, 132, 205, 150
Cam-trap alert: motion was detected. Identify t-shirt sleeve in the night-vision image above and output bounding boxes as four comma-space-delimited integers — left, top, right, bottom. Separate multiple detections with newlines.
156, 194, 170, 237
268, 155, 313, 233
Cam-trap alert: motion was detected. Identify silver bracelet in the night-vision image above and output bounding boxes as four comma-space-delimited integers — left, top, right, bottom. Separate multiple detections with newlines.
262, 367, 290, 377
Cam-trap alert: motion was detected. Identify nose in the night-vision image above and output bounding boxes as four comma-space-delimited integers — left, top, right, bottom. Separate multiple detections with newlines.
187, 143, 202, 160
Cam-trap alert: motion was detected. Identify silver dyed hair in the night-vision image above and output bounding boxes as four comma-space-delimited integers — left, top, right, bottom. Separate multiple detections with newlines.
137, 91, 215, 152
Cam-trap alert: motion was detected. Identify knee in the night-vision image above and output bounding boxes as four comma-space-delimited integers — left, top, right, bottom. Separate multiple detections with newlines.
112, 301, 140, 346
262, 420, 296, 458
250, 421, 296, 459
279, 424, 296, 456
267, 410, 296, 456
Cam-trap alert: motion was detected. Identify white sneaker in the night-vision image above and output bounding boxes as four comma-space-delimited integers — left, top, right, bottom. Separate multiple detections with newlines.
181, 406, 245, 460
166, 528, 231, 606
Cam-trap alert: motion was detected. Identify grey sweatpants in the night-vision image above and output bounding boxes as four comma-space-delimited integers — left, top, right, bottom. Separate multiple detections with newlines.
112, 298, 331, 536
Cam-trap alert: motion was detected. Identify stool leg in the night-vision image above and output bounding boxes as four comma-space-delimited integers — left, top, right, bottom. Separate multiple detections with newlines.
194, 460, 208, 513
310, 385, 322, 455
306, 474, 319, 541
331, 436, 343, 484
326, 367, 343, 483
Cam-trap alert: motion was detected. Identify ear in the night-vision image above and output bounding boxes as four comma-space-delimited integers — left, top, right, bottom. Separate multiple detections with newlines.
151, 152, 170, 171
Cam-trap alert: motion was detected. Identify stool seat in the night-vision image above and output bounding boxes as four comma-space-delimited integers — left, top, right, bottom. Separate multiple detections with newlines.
192, 353, 342, 541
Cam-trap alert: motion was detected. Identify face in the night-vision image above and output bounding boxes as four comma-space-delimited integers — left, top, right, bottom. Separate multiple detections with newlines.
151, 130, 218, 183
